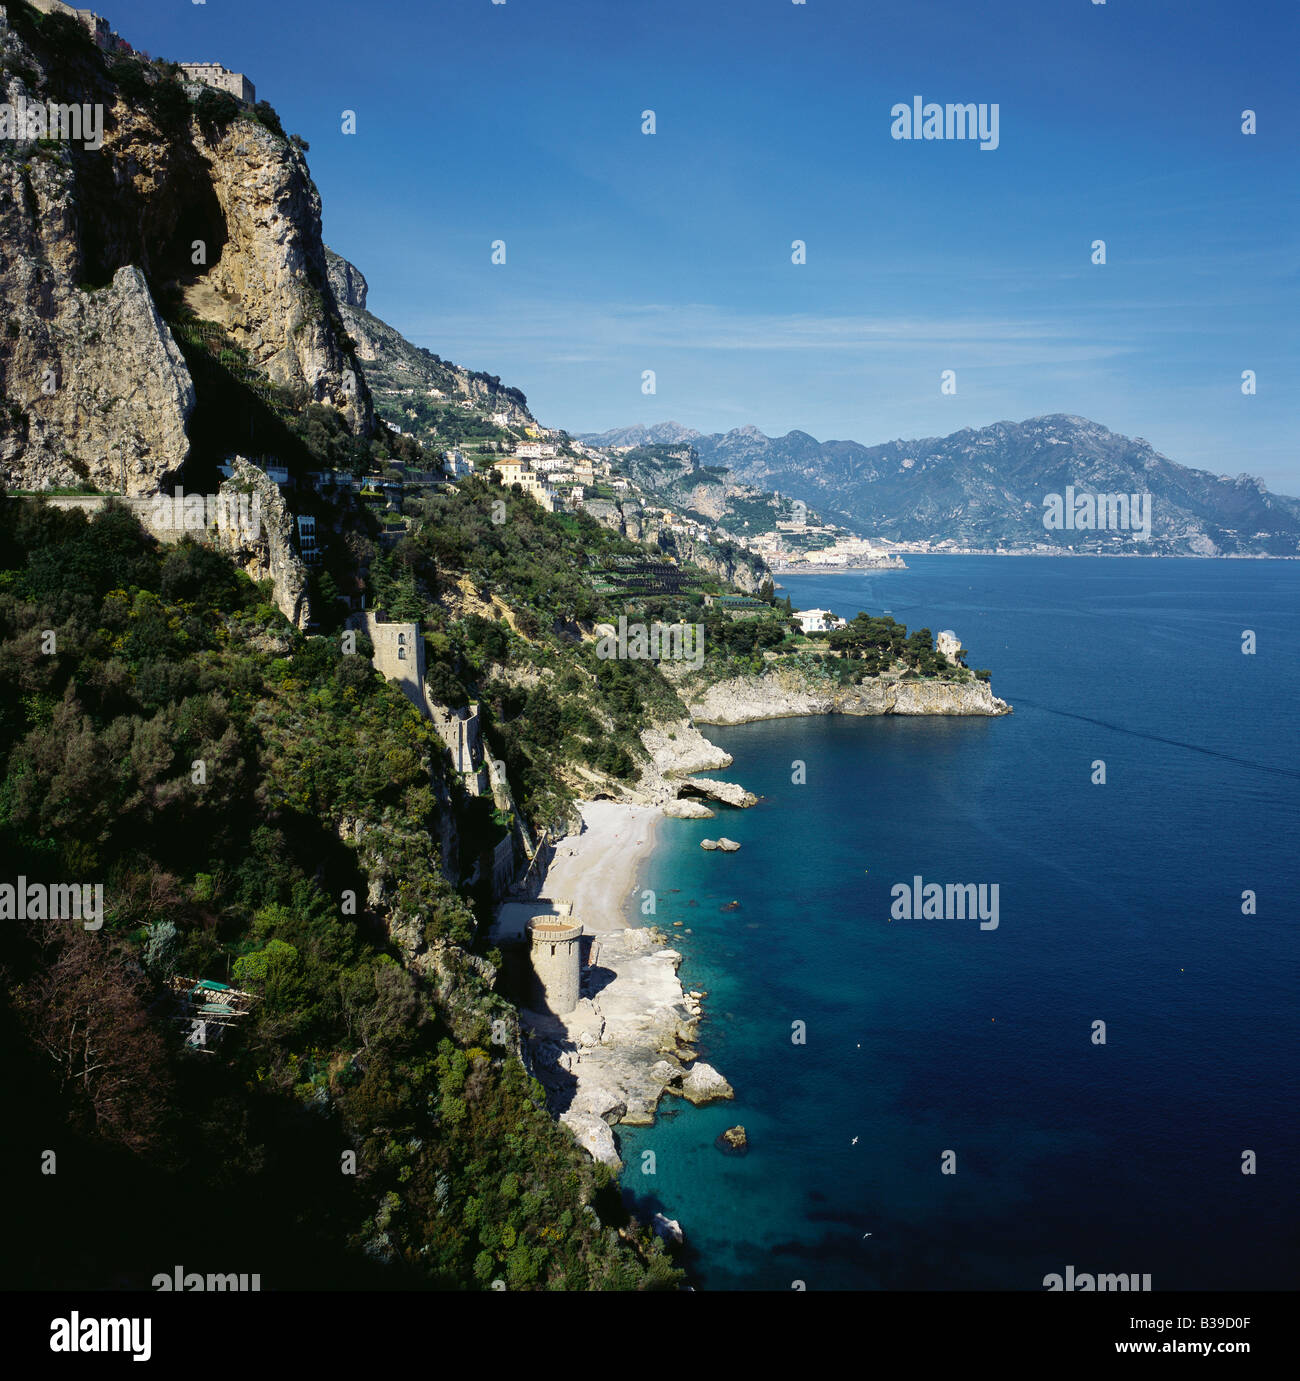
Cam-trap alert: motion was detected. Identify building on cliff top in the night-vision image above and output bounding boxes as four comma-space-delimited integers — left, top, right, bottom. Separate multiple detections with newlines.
28, 0, 130, 52
178, 62, 256, 105
494, 458, 557, 511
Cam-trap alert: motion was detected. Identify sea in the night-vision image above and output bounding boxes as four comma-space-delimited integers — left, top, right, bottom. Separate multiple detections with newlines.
618, 556, 1300, 1291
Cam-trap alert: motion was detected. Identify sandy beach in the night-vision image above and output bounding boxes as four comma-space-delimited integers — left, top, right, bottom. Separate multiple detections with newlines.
514, 798, 734, 1166
542, 800, 663, 933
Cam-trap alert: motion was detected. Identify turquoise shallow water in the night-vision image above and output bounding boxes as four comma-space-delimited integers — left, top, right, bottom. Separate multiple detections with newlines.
617, 556, 1300, 1291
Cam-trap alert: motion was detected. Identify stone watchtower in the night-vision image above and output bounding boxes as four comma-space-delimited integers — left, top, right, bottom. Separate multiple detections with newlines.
526, 903, 583, 1017
352, 611, 426, 715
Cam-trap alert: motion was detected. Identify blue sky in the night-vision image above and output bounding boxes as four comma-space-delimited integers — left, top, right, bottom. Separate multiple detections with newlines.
128, 0, 1298, 491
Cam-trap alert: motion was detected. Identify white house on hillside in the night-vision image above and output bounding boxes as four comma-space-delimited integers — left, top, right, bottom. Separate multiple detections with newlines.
794, 608, 847, 634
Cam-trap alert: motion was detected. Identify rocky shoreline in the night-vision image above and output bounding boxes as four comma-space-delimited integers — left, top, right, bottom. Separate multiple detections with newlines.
523, 922, 734, 1169
685, 670, 1011, 725
517, 801, 737, 1172
514, 669, 1008, 1180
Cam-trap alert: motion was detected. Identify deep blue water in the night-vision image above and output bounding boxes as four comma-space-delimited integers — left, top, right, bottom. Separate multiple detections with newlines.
618, 556, 1300, 1291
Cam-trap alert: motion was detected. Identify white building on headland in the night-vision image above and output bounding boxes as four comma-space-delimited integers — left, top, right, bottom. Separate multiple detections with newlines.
794, 608, 847, 634
936, 630, 964, 662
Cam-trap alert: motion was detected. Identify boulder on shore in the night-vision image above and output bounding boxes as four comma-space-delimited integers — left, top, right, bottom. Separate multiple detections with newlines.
700, 839, 719, 851
716, 837, 740, 852
664, 799, 715, 819
560, 1111, 623, 1169
652, 1213, 685, 1246
679, 1061, 734, 1105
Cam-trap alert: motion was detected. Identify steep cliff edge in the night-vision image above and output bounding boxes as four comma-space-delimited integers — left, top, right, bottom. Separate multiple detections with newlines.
325, 246, 533, 430
0, 8, 369, 494
653, 523, 769, 595
182, 125, 368, 431
215, 457, 311, 628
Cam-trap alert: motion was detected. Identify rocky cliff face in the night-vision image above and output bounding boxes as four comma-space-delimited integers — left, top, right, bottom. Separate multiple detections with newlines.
653, 525, 769, 595
326, 251, 367, 311
687, 669, 1011, 724
0, 12, 370, 494
578, 499, 769, 595
182, 124, 368, 431
324, 247, 533, 431
215, 458, 311, 628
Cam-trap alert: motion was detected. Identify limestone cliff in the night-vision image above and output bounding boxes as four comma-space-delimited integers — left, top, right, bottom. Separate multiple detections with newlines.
652, 524, 769, 595
686, 669, 1012, 724
0, 10, 370, 494
324, 247, 533, 430
325, 250, 368, 312
182, 125, 368, 431
215, 457, 311, 628
579, 498, 769, 596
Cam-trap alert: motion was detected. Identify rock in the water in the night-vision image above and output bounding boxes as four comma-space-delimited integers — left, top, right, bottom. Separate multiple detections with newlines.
681, 776, 758, 809
716, 1124, 748, 1154
663, 799, 716, 819
716, 838, 740, 852
652, 1213, 685, 1246
700, 839, 719, 851
679, 1061, 734, 1105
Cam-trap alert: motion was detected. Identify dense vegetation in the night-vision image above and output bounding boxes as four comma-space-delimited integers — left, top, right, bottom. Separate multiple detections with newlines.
0, 495, 677, 1290
370, 478, 692, 828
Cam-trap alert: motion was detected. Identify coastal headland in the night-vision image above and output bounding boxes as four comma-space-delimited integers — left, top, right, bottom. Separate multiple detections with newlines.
687, 672, 1011, 725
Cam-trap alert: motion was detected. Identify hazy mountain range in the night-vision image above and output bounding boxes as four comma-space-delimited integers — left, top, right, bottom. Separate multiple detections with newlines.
578, 417, 1300, 556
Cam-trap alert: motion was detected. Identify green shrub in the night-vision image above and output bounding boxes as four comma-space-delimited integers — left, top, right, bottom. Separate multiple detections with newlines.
253, 101, 285, 139
194, 87, 239, 130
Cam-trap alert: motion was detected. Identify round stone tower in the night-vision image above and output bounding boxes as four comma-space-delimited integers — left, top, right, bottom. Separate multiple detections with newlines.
527, 906, 583, 1016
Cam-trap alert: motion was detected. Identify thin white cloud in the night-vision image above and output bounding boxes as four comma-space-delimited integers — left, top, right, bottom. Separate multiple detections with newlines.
395, 300, 1135, 365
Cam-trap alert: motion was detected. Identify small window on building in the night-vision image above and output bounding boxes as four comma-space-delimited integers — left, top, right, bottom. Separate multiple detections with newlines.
398, 647, 406, 660
398, 633, 405, 644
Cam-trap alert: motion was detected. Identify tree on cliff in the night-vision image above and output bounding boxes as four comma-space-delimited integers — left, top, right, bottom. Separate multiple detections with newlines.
13, 917, 173, 1155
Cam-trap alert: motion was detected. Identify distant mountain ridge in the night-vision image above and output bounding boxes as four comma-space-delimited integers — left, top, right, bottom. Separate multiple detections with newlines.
578, 417, 1300, 555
